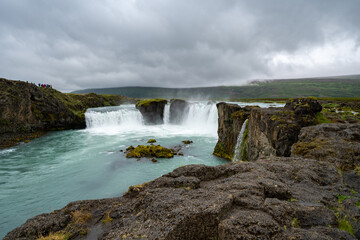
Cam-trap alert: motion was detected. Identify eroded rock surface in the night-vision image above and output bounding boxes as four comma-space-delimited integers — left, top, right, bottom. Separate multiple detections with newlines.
292, 123, 360, 170
247, 98, 322, 161
5, 157, 358, 240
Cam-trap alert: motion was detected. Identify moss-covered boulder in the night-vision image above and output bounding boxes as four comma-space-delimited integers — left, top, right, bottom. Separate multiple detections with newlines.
126, 145, 176, 158
285, 97, 322, 115
136, 99, 168, 125
170, 99, 189, 124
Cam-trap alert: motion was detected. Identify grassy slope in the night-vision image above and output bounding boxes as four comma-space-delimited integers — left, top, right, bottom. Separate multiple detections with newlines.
72, 75, 360, 99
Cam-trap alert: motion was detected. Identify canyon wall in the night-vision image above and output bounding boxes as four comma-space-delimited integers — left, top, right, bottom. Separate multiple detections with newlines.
0, 78, 133, 147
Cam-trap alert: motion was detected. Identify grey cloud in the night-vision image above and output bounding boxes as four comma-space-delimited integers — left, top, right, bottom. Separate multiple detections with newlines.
0, 0, 359, 92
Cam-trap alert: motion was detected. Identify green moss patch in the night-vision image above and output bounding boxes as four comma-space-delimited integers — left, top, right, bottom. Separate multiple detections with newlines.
213, 142, 233, 160
337, 194, 351, 203
338, 216, 355, 236
316, 112, 332, 124
136, 98, 167, 107
126, 145, 176, 158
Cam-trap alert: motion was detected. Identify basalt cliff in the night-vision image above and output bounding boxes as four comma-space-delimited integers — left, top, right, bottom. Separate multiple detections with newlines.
0, 78, 134, 148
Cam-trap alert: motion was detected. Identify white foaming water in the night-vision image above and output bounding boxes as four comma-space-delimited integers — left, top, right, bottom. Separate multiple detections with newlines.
85, 102, 219, 137
164, 104, 170, 124
182, 102, 218, 135
233, 119, 248, 161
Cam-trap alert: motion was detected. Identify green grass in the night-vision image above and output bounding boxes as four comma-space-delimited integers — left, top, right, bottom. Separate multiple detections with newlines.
316, 112, 332, 124
338, 217, 355, 236
337, 194, 351, 203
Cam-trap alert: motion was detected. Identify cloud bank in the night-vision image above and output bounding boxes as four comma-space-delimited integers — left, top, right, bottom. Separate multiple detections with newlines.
0, 0, 359, 91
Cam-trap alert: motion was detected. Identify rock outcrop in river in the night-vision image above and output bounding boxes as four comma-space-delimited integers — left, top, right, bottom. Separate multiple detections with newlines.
169, 99, 189, 124
136, 99, 168, 125
0, 78, 133, 148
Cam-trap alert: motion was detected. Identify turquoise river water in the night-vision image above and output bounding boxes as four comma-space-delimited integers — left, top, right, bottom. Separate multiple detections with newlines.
0, 102, 282, 237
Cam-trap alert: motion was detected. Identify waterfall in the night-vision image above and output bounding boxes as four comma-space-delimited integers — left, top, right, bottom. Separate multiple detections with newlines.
85, 105, 144, 129
84, 102, 219, 136
233, 119, 248, 161
164, 104, 170, 124
182, 102, 218, 135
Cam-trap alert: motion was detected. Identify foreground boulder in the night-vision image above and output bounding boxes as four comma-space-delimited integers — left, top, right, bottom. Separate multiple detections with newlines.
5, 157, 358, 240
136, 99, 168, 125
169, 99, 189, 124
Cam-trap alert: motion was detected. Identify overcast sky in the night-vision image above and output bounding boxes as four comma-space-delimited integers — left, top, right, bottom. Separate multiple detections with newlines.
0, 0, 359, 92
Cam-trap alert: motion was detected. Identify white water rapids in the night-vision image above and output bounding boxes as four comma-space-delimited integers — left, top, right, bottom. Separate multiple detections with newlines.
85, 102, 219, 137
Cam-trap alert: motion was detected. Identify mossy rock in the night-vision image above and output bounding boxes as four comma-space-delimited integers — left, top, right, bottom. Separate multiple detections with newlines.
213, 142, 233, 160
147, 139, 157, 143
126, 145, 176, 158
136, 98, 167, 107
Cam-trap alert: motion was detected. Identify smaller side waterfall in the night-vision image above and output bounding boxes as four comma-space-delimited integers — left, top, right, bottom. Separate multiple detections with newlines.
233, 119, 248, 161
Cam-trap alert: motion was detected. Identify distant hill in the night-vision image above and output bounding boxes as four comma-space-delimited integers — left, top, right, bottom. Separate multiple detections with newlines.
72, 75, 360, 99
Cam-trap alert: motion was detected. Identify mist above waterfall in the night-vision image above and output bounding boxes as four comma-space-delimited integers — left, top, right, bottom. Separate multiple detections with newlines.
85, 102, 218, 137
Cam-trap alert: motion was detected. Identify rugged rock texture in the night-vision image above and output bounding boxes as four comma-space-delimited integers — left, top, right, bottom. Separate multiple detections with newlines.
5, 157, 359, 240
213, 102, 257, 160
319, 100, 360, 124
292, 123, 360, 171
0, 78, 133, 148
247, 98, 322, 161
136, 99, 168, 125
169, 99, 189, 124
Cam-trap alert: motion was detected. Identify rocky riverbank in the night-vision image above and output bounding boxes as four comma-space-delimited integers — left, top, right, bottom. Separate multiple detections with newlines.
5, 155, 359, 239
4, 98, 360, 239
0, 78, 134, 148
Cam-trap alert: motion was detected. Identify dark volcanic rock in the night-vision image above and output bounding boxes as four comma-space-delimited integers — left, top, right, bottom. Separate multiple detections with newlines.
169, 99, 189, 124
6, 157, 358, 240
213, 102, 256, 160
284, 97, 322, 115
247, 98, 322, 161
291, 123, 360, 170
136, 99, 168, 125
